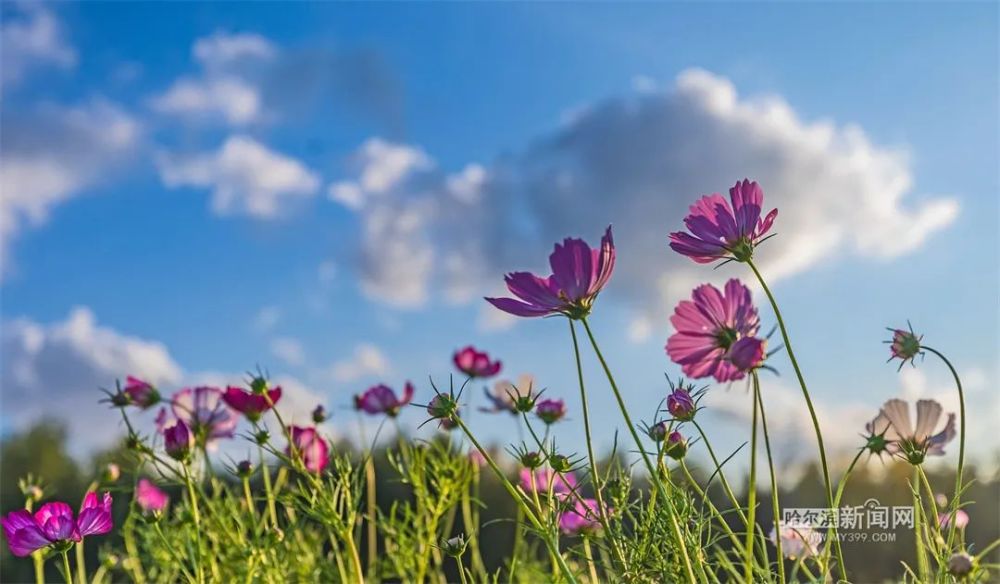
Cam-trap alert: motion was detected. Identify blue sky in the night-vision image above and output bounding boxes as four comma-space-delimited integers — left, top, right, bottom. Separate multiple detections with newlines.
1, 2, 997, 472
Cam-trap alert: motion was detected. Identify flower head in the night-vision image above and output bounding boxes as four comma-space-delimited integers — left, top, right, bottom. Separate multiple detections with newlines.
667, 387, 696, 421
222, 385, 282, 422
486, 226, 615, 320
666, 279, 762, 382
869, 398, 956, 465
519, 468, 577, 497
938, 509, 970, 531
887, 324, 924, 370
171, 387, 238, 445
2, 493, 113, 557
535, 398, 566, 425
769, 524, 822, 560
124, 376, 160, 409
354, 383, 414, 417
453, 346, 502, 378
948, 552, 975, 578
135, 479, 169, 514
163, 421, 193, 461
287, 426, 329, 473
425, 393, 458, 421
559, 498, 608, 536
669, 179, 777, 263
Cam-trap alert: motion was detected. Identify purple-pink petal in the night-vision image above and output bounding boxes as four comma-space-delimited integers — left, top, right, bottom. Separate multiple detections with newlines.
76, 492, 113, 537
2, 510, 51, 557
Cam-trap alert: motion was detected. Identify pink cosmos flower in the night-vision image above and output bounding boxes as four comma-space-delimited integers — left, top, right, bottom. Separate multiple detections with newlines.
535, 398, 566, 425
938, 509, 970, 530
287, 426, 329, 473
163, 420, 193, 461
2, 493, 113, 557
171, 387, 238, 445
769, 524, 822, 560
559, 498, 608, 536
468, 450, 487, 468
135, 479, 169, 513
666, 279, 761, 382
667, 388, 696, 421
868, 398, 956, 465
887, 325, 923, 370
519, 468, 577, 496
486, 226, 615, 319
453, 346, 502, 378
124, 376, 160, 409
669, 179, 777, 263
354, 383, 415, 417
222, 385, 282, 422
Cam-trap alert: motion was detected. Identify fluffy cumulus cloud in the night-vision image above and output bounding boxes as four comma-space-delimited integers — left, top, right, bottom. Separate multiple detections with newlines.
1, 308, 183, 453
270, 336, 306, 367
0, 99, 141, 273
327, 343, 392, 383
331, 69, 959, 335
156, 135, 320, 218
1, 308, 329, 454
0, 3, 76, 91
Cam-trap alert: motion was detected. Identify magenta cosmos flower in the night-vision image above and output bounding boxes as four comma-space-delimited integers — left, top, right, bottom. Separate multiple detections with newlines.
535, 398, 566, 425
486, 226, 615, 319
171, 386, 238, 445
287, 426, 329, 473
559, 498, 608, 536
666, 279, 762, 382
354, 383, 414, 417
669, 179, 777, 263
163, 420, 193, 461
519, 468, 577, 496
453, 346, 502, 378
222, 385, 282, 422
135, 479, 169, 514
2, 493, 113, 557
124, 376, 160, 409
868, 398, 955, 465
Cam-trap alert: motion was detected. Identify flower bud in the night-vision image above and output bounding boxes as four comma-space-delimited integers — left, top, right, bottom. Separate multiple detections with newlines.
667, 388, 696, 421
312, 405, 327, 424
164, 421, 193, 462
236, 460, 254, 478
535, 398, 566, 425
519, 451, 543, 469
647, 420, 669, 442
124, 376, 160, 409
102, 463, 121, 484
665, 431, 688, 460
254, 429, 271, 445
441, 534, 468, 557
426, 394, 458, 420
549, 454, 572, 474
948, 552, 974, 578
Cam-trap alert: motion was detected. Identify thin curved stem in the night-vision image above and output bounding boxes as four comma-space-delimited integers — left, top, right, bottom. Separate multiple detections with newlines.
744, 379, 759, 584
692, 420, 749, 526
680, 460, 744, 550
754, 372, 784, 584
746, 259, 842, 580
920, 345, 966, 551
580, 317, 700, 584
821, 448, 864, 572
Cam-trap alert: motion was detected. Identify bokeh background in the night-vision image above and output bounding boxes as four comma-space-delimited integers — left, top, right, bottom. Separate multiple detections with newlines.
1, 2, 997, 581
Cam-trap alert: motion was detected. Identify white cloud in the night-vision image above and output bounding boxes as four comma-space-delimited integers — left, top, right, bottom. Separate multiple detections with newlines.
192, 31, 277, 70
1, 4, 76, 91
156, 135, 320, 219
0, 99, 141, 274
270, 336, 306, 367
151, 76, 263, 125
331, 69, 959, 325
1, 308, 183, 453
328, 138, 433, 211
328, 343, 391, 383
252, 306, 281, 332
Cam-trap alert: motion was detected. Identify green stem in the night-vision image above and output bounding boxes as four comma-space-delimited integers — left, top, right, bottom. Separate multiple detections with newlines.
74, 541, 87, 584
182, 464, 205, 583
680, 460, 743, 550
821, 448, 864, 573
583, 537, 599, 584
754, 372, 784, 584
912, 470, 930, 580
258, 444, 278, 528
456, 555, 471, 584
568, 320, 627, 571
153, 523, 197, 583
744, 379, 759, 584
746, 259, 842, 580
453, 416, 578, 584
33, 553, 44, 584
921, 345, 966, 551
692, 420, 749, 526
580, 317, 700, 584
61, 551, 73, 584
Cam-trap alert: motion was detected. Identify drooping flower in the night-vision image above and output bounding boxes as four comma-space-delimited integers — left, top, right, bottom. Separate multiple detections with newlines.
664, 431, 688, 460
453, 346, 502, 378
938, 509, 970, 530
769, 524, 822, 560
666, 279, 761, 382
171, 387, 238, 445
354, 383, 415, 417
485, 226, 615, 320
222, 385, 282, 422
135, 479, 169, 514
519, 468, 577, 496
869, 398, 956, 465
124, 376, 160, 409
163, 421, 193, 461
535, 398, 566, 425
2, 493, 113, 557
667, 387, 696, 421
669, 179, 777, 264
559, 498, 608, 536
886, 325, 924, 370
481, 375, 534, 415
287, 426, 329, 473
